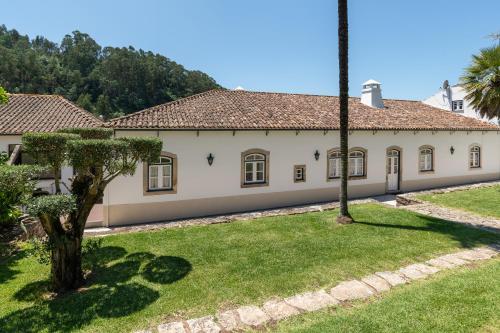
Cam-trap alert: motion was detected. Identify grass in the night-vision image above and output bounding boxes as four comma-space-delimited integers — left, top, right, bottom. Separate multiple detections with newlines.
270, 259, 500, 333
418, 185, 500, 219
0, 203, 499, 332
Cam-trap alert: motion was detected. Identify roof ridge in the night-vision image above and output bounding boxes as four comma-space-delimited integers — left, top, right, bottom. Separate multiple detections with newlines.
106, 89, 222, 124
8, 93, 64, 97
229, 89, 424, 103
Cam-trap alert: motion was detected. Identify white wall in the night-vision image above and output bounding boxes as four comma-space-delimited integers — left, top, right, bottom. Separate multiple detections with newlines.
0, 135, 73, 194
423, 85, 498, 124
105, 129, 500, 206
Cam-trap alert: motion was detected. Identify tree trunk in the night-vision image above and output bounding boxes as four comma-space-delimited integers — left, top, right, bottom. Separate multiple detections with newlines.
337, 0, 353, 224
53, 166, 61, 194
50, 235, 84, 291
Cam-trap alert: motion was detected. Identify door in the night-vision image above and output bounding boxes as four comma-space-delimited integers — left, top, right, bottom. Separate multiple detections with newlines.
387, 149, 400, 192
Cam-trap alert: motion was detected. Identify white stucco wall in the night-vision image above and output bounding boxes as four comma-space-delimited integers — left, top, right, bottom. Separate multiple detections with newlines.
423, 85, 498, 124
0, 135, 73, 194
104, 129, 500, 208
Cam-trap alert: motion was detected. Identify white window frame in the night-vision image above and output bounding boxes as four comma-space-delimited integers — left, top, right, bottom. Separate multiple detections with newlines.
244, 153, 266, 184
469, 146, 481, 168
452, 100, 464, 112
328, 150, 341, 179
294, 165, 306, 183
419, 147, 434, 172
148, 156, 173, 191
349, 150, 365, 177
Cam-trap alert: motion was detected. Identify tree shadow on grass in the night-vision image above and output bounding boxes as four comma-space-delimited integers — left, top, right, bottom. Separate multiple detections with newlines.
0, 250, 27, 284
1, 246, 192, 333
354, 213, 500, 248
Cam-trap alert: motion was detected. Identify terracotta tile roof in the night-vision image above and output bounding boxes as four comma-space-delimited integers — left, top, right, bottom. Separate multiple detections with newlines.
105, 89, 499, 131
0, 94, 103, 135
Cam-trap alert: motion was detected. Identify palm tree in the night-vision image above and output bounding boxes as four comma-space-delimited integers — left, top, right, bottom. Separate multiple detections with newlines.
460, 46, 500, 121
337, 0, 352, 224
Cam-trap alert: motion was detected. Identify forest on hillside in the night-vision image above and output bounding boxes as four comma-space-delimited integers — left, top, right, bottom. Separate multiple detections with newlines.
0, 25, 221, 119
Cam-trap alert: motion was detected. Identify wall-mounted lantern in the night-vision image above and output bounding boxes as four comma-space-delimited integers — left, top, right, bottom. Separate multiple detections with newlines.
207, 153, 214, 166
450, 146, 455, 155
314, 150, 320, 161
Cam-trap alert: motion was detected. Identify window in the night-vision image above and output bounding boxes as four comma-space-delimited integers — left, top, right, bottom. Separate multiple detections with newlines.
349, 150, 365, 177
419, 147, 434, 172
469, 145, 481, 168
144, 152, 177, 195
241, 149, 270, 187
328, 150, 341, 179
148, 156, 173, 190
327, 148, 367, 180
452, 100, 464, 112
294, 165, 306, 183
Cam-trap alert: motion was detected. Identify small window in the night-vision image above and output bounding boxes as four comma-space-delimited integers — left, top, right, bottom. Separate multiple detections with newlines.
349, 150, 365, 177
294, 165, 306, 183
327, 150, 341, 179
144, 152, 177, 195
469, 146, 481, 168
419, 147, 434, 172
452, 100, 463, 111
241, 149, 270, 187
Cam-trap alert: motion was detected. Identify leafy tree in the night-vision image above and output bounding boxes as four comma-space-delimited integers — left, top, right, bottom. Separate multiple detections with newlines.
23, 128, 162, 291
0, 86, 7, 104
76, 93, 94, 113
0, 24, 221, 119
337, 0, 352, 224
461, 45, 500, 120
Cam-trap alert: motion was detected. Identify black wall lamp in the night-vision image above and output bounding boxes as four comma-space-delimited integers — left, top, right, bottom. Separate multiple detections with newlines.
314, 150, 320, 161
207, 153, 214, 166
450, 146, 455, 155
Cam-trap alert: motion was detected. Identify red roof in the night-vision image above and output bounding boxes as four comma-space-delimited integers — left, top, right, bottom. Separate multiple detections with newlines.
0, 94, 103, 135
105, 89, 499, 131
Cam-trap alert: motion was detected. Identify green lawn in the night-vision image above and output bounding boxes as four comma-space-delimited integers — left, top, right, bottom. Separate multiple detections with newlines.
0, 203, 498, 333
270, 259, 500, 333
418, 185, 500, 219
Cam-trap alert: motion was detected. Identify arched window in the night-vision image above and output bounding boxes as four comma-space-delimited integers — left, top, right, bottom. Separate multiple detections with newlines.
328, 150, 341, 179
144, 152, 177, 194
149, 156, 173, 190
349, 150, 365, 177
419, 146, 434, 172
469, 145, 481, 168
241, 149, 270, 187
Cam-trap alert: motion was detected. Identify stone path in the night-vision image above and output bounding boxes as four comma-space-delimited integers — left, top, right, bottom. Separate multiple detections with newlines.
394, 181, 500, 234
400, 202, 500, 234
135, 244, 500, 333
85, 198, 375, 236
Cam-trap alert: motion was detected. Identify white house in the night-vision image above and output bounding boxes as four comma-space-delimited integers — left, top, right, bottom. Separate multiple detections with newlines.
101, 81, 500, 226
0, 94, 103, 194
423, 80, 498, 124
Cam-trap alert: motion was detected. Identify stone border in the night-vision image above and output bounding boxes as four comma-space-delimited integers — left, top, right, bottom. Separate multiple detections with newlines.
135, 244, 500, 333
86, 198, 376, 236
396, 180, 500, 206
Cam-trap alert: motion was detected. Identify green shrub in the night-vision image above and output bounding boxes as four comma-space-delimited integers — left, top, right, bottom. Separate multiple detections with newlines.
59, 127, 113, 140
0, 165, 44, 225
27, 195, 76, 219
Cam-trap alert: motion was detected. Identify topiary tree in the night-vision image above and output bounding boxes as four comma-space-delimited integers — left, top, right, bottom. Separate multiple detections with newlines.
23, 128, 162, 291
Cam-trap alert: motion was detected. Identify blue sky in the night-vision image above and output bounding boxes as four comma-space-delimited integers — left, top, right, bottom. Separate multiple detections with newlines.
0, 0, 499, 100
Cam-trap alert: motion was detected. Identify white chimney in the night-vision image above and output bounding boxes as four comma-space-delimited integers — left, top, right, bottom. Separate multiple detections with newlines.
360, 79, 384, 108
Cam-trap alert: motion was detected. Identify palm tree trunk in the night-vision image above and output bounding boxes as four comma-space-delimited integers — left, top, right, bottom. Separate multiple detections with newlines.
337, 0, 353, 224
